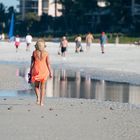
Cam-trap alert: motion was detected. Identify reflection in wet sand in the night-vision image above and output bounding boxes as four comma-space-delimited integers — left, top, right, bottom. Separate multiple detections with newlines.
46, 77, 53, 97
84, 76, 91, 99
47, 69, 140, 105
105, 82, 129, 103
75, 71, 81, 98
95, 80, 106, 101
60, 69, 68, 97
129, 86, 140, 105
2, 68, 140, 106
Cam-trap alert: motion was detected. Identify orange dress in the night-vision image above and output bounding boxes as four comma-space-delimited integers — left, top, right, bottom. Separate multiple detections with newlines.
31, 50, 49, 83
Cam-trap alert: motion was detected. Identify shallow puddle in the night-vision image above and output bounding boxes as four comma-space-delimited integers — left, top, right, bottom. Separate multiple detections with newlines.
0, 68, 140, 105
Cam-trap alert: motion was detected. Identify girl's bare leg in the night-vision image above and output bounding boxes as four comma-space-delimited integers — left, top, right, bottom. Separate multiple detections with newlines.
35, 81, 40, 104
40, 82, 46, 106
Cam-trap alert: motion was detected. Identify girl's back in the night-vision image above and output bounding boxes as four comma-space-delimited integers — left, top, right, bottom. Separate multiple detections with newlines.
32, 50, 49, 82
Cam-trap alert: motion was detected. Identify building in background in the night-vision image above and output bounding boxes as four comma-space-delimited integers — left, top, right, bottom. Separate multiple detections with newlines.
48, 0, 62, 17
18, 0, 62, 20
131, 0, 140, 16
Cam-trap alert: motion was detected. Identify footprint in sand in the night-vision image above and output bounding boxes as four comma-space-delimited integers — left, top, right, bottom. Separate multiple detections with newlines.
7, 106, 13, 111
49, 108, 53, 111
110, 107, 114, 110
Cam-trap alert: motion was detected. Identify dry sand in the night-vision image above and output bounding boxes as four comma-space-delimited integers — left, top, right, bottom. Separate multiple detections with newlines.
0, 98, 140, 140
0, 41, 140, 140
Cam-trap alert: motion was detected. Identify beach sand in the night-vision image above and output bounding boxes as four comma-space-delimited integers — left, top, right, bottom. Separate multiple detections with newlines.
0, 64, 30, 90
0, 41, 140, 140
0, 97, 140, 140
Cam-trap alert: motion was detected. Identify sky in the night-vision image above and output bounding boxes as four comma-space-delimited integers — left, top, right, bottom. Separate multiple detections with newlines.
0, 0, 18, 10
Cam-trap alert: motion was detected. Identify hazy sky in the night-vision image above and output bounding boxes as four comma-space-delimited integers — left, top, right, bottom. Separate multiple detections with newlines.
0, 0, 18, 9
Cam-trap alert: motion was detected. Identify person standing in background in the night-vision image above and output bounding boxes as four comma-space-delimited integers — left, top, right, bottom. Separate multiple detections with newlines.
14, 35, 20, 52
25, 33, 32, 51
75, 35, 83, 53
85, 32, 94, 51
99, 32, 107, 54
60, 36, 68, 57
115, 34, 119, 46
1, 33, 5, 40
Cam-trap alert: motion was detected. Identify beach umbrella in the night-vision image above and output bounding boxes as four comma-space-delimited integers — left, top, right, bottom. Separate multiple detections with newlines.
8, 13, 14, 40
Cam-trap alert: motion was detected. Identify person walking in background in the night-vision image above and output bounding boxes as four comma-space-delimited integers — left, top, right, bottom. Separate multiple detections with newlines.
115, 34, 119, 46
14, 35, 20, 52
25, 33, 32, 51
75, 35, 83, 53
60, 36, 68, 57
85, 32, 94, 51
1, 33, 5, 40
29, 39, 52, 106
99, 32, 107, 54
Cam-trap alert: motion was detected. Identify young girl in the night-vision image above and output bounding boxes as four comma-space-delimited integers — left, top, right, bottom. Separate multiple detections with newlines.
29, 39, 52, 106
15, 35, 20, 52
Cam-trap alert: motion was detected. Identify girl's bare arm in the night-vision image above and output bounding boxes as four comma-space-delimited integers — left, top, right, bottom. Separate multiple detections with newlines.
46, 55, 52, 78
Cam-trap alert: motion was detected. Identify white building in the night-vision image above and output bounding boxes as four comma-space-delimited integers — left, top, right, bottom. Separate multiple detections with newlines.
48, 0, 62, 17
18, 0, 62, 20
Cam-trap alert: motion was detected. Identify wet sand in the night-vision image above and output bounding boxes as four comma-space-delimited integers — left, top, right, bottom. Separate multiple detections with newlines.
0, 64, 30, 90
0, 41, 140, 140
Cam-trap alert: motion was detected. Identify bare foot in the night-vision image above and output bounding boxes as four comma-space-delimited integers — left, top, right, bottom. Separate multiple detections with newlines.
40, 103, 44, 106
36, 100, 40, 105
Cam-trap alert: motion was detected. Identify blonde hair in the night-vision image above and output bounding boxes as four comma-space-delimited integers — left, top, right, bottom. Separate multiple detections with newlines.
35, 39, 46, 51
62, 36, 66, 40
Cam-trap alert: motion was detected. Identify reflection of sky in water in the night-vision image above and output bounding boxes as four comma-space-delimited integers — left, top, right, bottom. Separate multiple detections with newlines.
0, 90, 19, 97
1, 68, 140, 105
0, 90, 34, 97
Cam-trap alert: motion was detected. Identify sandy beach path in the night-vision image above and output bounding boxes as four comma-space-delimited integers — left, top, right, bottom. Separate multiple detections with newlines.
0, 97, 140, 140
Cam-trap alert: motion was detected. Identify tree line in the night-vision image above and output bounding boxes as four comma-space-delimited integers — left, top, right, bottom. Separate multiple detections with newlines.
0, 0, 139, 37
